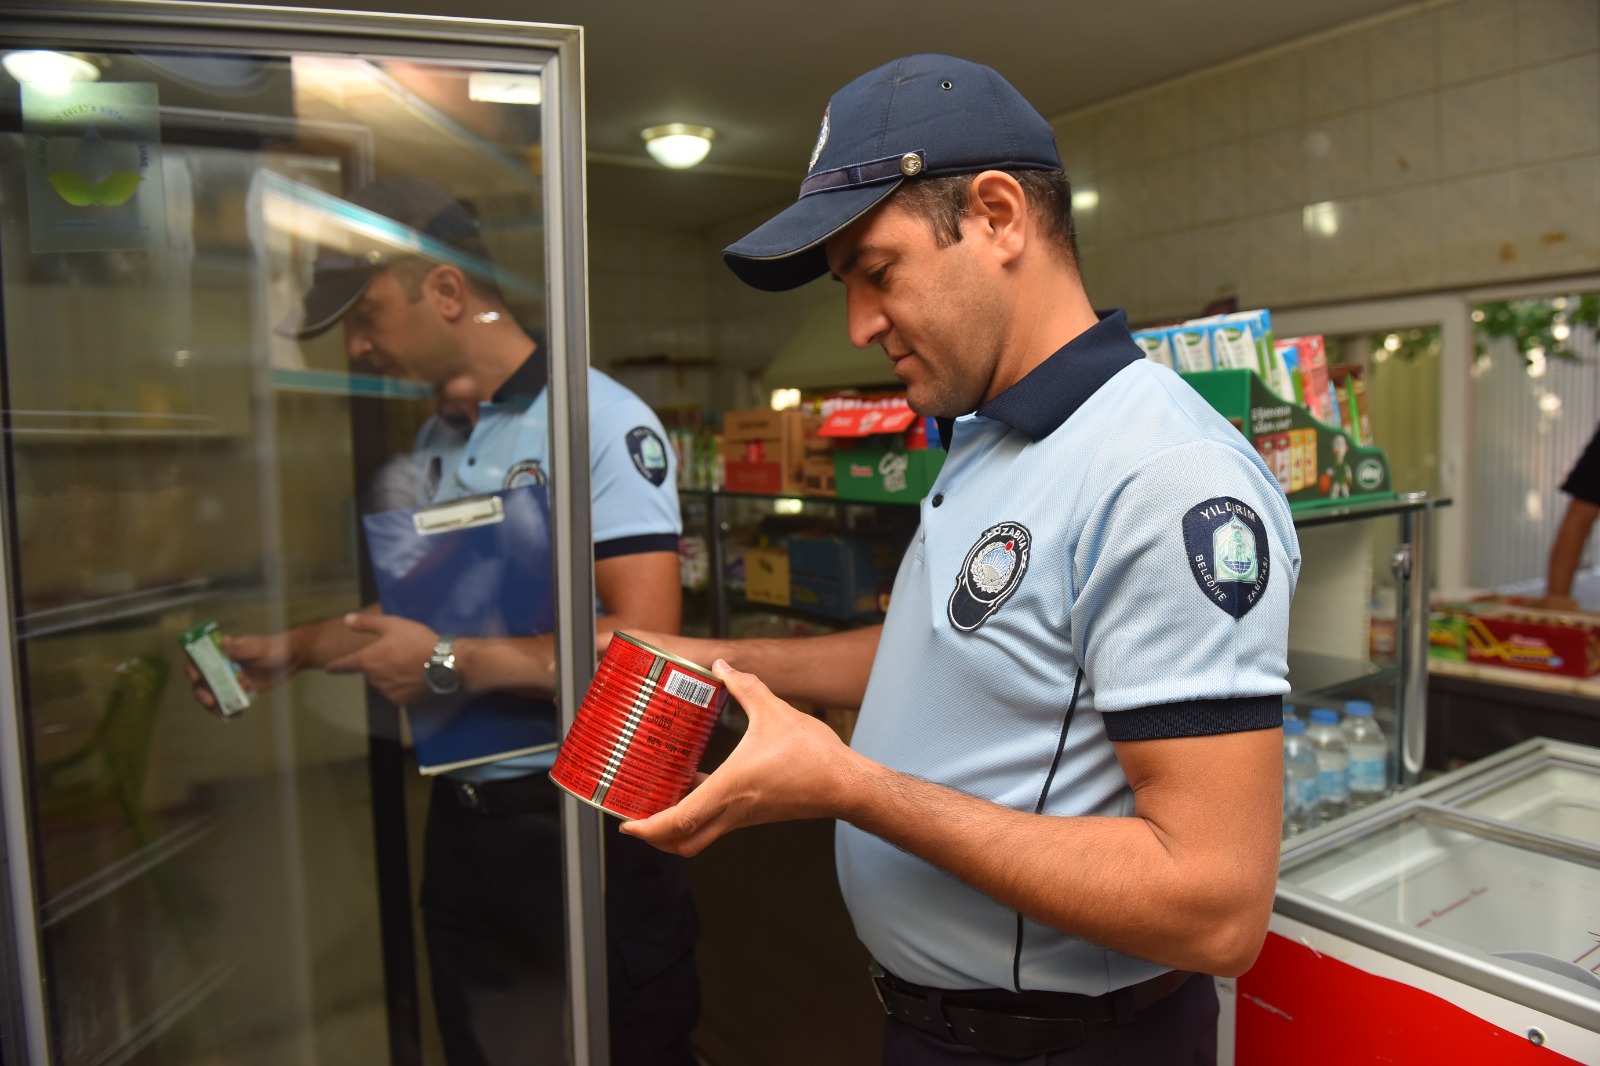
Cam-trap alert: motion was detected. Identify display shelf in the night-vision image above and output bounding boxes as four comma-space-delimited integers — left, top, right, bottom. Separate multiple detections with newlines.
40, 809, 221, 927
91, 961, 235, 1066
1287, 649, 1392, 699
1290, 491, 1449, 528
12, 575, 261, 641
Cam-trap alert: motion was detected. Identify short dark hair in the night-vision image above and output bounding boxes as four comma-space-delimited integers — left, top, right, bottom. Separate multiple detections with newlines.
889, 169, 1078, 267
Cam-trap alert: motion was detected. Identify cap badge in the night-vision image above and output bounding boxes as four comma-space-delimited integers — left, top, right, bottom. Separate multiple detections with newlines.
807, 106, 830, 174
899, 153, 924, 177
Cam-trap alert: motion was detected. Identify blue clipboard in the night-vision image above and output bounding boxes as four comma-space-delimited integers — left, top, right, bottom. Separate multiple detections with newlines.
361, 485, 559, 775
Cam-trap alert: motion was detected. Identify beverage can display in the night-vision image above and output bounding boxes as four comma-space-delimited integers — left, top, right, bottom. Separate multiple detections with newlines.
550, 633, 729, 820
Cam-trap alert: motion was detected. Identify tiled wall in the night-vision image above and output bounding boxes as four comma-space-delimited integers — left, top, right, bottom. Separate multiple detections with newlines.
1059, 0, 1600, 323
590, 0, 1600, 387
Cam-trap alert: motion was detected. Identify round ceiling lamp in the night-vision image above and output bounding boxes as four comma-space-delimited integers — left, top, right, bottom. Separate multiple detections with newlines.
641, 123, 716, 169
2, 50, 101, 91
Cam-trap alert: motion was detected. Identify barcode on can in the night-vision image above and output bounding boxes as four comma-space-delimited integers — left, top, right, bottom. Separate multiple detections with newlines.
663, 669, 716, 708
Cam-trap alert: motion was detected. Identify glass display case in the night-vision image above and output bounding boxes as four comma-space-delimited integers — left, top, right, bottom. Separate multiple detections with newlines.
0, 4, 604, 1064
1230, 737, 1600, 1065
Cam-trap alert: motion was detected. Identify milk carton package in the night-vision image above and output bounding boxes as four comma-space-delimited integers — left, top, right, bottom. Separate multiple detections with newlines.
1209, 320, 1259, 370
1169, 325, 1215, 372
1131, 328, 1177, 369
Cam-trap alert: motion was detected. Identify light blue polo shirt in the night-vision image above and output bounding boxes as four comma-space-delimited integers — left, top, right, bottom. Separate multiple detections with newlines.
835, 310, 1300, 995
411, 354, 681, 782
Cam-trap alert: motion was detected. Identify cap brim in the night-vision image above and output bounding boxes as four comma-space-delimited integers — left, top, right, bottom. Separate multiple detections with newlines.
722, 180, 902, 292
274, 265, 374, 340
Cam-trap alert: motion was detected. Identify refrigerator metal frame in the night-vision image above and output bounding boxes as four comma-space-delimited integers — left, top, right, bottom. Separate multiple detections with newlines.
0, 3, 607, 1062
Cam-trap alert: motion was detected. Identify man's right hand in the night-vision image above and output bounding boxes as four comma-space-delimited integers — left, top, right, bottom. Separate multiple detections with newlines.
186, 632, 296, 712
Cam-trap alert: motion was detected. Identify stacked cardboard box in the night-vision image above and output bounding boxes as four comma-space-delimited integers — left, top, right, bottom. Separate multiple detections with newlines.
720, 409, 810, 495
819, 400, 944, 503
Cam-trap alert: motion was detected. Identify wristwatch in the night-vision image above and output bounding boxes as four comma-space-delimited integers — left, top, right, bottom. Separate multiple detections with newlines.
423, 637, 461, 695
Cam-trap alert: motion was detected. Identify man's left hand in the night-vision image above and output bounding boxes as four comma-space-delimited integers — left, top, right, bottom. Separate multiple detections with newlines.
619, 659, 861, 856
326, 613, 437, 705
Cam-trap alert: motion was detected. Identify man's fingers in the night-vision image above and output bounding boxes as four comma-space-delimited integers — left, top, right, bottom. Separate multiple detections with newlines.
711, 658, 772, 707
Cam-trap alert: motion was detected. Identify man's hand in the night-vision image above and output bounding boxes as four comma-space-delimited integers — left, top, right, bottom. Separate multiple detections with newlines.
619, 659, 863, 856
185, 632, 295, 712
326, 613, 438, 705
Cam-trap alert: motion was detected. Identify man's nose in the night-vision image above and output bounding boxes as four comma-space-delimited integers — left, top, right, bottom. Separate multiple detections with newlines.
845, 286, 888, 351
344, 325, 371, 361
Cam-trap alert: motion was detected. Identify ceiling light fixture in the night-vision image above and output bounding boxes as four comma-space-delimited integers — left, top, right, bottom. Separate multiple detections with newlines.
641, 123, 716, 169
2, 50, 101, 91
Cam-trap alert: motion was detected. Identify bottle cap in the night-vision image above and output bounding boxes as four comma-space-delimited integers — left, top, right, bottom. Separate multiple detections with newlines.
1283, 718, 1307, 735
1345, 700, 1374, 717
1310, 708, 1339, 724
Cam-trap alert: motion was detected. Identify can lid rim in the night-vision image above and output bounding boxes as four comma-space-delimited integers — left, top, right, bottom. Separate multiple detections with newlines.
611, 631, 720, 683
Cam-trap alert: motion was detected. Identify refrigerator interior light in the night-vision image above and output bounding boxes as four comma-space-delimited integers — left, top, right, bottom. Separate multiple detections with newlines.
2, 50, 101, 91
468, 71, 542, 106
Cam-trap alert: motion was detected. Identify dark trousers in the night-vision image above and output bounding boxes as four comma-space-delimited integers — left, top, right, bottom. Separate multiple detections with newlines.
421, 774, 701, 1066
882, 972, 1218, 1066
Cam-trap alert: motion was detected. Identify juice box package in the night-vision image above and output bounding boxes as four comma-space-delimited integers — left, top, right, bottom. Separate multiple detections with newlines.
180, 621, 252, 717
1169, 326, 1214, 372
1131, 328, 1176, 370
1279, 335, 1332, 424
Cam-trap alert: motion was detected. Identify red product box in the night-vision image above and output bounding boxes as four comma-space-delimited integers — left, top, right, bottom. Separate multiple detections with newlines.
1462, 599, 1600, 677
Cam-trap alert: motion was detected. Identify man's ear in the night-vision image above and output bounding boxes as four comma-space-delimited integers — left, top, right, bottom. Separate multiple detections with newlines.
424, 264, 470, 322
964, 171, 1029, 265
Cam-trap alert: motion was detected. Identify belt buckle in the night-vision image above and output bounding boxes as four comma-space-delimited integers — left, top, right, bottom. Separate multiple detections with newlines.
867, 962, 891, 1016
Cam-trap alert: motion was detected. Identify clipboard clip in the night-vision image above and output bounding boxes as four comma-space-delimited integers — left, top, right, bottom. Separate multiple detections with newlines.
413, 494, 505, 536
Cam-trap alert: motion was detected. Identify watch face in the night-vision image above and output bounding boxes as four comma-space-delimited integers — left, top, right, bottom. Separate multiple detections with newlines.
425, 658, 460, 695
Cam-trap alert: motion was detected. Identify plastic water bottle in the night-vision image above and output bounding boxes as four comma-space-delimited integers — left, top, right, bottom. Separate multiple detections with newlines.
1341, 700, 1389, 809
1281, 718, 1319, 837
1282, 702, 1301, 728
1306, 708, 1349, 822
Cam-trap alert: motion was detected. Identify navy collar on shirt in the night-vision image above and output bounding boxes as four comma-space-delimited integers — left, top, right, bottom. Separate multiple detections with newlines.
936, 309, 1144, 448
491, 341, 548, 405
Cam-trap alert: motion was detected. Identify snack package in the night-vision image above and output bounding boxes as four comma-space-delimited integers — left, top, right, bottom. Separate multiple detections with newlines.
1279, 335, 1332, 424
180, 621, 252, 718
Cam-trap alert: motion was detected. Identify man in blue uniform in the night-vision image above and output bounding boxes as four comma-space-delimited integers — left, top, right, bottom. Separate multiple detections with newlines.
188, 178, 699, 1066
622, 56, 1299, 1064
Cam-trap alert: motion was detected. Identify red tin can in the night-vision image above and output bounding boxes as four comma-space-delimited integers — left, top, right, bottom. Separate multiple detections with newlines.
550, 633, 729, 819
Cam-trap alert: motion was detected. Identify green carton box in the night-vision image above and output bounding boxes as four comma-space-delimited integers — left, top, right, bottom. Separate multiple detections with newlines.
832, 447, 944, 503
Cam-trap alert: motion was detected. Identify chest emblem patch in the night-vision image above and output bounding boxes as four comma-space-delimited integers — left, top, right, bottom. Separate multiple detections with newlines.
627, 426, 670, 487
503, 458, 546, 489
1182, 497, 1270, 618
948, 521, 1031, 632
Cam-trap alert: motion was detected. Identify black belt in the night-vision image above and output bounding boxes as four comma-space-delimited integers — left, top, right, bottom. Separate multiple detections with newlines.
446, 772, 559, 816
870, 962, 1194, 1058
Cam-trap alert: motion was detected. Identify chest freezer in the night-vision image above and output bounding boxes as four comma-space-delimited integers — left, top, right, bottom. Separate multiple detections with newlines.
1228, 737, 1600, 1065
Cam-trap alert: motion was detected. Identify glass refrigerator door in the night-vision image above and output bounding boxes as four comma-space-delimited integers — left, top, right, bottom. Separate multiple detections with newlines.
0, 5, 599, 1064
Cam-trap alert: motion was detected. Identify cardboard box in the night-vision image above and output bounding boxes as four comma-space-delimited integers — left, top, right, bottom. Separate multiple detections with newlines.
801, 456, 836, 496
833, 448, 945, 503
1460, 600, 1600, 678
1182, 368, 1391, 508
720, 408, 810, 495
742, 547, 790, 606
788, 536, 881, 620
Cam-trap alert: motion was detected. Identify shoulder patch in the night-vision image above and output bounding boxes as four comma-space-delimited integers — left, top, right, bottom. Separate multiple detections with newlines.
948, 522, 1030, 632
626, 426, 670, 487
1182, 497, 1270, 618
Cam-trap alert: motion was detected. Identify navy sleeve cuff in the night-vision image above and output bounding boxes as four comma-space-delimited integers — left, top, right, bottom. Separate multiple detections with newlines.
595, 533, 681, 561
1104, 694, 1283, 741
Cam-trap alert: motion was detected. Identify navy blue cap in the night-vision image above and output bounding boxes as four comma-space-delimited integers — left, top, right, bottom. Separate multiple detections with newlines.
279, 176, 489, 340
723, 54, 1062, 292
